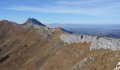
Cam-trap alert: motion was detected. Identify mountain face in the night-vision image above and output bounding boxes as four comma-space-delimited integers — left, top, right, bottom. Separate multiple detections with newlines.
0, 18, 120, 70
24, 18, 46, 26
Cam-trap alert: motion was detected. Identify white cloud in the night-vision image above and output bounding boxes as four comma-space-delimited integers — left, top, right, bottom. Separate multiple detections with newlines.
57, 0, 101, 5
6, 5, 104, 15
6, 0, 120, 16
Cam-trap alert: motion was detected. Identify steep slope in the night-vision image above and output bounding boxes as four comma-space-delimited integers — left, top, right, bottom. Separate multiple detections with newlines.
0, 18, 120, 70
0, 18, 64, 70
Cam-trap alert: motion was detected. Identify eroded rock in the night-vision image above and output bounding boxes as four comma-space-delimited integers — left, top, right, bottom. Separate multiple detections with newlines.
60, 33, 120, 51
71, 56, 96, 70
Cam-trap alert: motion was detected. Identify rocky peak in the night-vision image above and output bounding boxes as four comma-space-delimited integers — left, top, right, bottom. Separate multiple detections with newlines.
24, 18, 46, 27
23, 18, 72, 34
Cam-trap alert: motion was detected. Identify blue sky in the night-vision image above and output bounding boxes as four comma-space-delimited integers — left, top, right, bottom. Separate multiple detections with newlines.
0, 0, 120, 24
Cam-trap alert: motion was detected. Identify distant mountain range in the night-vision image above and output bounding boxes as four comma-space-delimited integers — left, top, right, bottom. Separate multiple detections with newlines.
48, 24, 120, 38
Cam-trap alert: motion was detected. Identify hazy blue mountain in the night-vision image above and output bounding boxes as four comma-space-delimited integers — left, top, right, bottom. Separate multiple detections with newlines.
48, 24, 120, 38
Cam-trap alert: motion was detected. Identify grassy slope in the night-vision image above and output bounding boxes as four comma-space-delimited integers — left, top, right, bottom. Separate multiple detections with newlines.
0, 21, 120, 70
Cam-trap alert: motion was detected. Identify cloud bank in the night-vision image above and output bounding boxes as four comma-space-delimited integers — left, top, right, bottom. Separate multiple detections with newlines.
6, 0, 120, 16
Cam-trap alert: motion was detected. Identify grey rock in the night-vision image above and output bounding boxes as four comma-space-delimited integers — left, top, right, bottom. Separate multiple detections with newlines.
71, 57, 96, 70
60, 33, 120, 51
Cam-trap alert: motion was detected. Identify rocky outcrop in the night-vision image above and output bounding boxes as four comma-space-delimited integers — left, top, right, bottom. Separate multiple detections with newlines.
113, 62, 120, 70
71, 56, 96, 70
60, 33, 120, 51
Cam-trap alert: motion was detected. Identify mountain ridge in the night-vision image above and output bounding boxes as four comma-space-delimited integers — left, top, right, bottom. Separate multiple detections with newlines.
0, 18, 120, 70
24, 18, 46, 26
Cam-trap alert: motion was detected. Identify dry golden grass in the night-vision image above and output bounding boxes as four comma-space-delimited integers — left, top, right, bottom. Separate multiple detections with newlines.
0, 21, 120, 70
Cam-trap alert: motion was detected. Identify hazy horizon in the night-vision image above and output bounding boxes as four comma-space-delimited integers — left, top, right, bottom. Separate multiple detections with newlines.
0, 18, 120, 25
